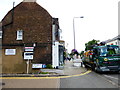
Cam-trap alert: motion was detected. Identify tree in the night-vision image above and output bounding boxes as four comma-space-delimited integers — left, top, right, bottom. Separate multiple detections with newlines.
85, 39, 100, 51
69, 49, 79, 59
79, 51, 84, 58
80, 51, 84, 56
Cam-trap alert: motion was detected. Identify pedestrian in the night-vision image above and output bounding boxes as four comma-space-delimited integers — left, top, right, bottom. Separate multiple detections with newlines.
81, 56, 84, 67
67, 55, 71, 61
73, 54, 77, 60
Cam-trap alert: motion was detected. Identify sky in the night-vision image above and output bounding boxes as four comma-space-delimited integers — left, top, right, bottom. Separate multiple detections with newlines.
0, 0, 119, 53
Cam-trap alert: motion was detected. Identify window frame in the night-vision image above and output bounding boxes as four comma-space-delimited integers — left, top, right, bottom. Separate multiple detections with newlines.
16, 30, 23, 40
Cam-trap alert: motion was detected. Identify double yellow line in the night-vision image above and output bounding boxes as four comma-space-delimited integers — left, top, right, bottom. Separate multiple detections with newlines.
0, 70, 91, 79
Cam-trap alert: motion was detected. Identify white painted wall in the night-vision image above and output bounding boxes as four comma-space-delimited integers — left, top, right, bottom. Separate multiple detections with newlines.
106, 40, 119, 46
52, 41, 59, 68
52, 24, 59, 68
52, 25, 55, 42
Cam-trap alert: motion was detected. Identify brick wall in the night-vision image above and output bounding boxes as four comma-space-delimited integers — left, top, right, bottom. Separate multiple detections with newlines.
2, 2, 53, 67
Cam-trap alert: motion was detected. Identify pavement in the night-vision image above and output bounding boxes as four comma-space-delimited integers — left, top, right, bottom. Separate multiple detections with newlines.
1, 60, 87, 77
61, 60, 86, 75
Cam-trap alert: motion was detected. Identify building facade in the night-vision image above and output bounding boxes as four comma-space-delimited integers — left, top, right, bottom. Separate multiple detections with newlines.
52, 18, 65, 68
104, 35, 120, 46
1, 0, 64, 73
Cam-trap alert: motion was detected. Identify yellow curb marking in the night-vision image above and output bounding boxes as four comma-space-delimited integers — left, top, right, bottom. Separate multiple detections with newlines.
0, 70, 91, 79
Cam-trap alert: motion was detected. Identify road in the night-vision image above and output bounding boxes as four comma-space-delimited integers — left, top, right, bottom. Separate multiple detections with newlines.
1, 71, 119, 89
2, 78, 60, 88
100, 72, 120, 87
60, 71, 119, 88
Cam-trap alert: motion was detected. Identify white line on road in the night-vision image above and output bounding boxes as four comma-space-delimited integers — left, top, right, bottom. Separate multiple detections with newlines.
96, 73, 119, 87
103, 75, 118, 80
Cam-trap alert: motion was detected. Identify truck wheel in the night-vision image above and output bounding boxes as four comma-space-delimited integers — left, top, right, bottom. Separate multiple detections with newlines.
94, 66, 99, 73
85, 64, 88, 68
91, 64, 95, 71
84, 63, 88, 68
92, 63, 98, 71
94, 66, 97, 71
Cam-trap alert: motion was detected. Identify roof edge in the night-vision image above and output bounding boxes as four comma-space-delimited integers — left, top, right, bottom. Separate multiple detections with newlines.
23, 0, 36, 2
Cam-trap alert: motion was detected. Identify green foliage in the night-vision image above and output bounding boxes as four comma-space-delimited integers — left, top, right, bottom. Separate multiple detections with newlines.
69, 52, 74, 58
46, 64, 53, 69
80, 51, 84, 56
85, 39, 100, 51
64, 51, 67, 57
40, 72, 49, 74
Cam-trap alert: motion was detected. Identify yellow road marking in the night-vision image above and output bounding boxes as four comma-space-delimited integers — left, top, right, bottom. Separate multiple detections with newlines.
0, 70, 91, 79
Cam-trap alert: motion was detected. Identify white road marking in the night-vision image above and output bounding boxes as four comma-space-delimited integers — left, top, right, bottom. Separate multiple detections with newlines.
104, 75, 118, 80
96, 73, 119, 87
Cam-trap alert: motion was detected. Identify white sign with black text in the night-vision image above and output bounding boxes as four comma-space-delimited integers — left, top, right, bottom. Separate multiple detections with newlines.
32, 64, 43, 68
24, 52, 33, 60
5, 49, 16, 55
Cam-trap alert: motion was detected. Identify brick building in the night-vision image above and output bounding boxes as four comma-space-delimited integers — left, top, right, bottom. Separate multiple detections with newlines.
1, 0, 63, 73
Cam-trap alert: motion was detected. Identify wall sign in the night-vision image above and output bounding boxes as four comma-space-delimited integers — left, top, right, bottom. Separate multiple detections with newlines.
24, 52, 33, 60
5, 49, 16, 55
24, 47, 34, 51
32, 64, 43, 68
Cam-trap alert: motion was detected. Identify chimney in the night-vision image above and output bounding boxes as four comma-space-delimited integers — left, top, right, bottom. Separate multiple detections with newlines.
23, 0, 36, 2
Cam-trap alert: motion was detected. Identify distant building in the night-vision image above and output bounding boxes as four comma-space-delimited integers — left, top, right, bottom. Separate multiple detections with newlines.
1, 0, 64, 73
0, 23, 2, 39
104, 35, 120, 46
52, 18, 65, 68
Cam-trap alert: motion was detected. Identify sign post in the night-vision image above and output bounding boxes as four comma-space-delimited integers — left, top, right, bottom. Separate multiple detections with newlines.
24, 47, 34, 74
24, 52, 33, 74
26, 59, 29, 74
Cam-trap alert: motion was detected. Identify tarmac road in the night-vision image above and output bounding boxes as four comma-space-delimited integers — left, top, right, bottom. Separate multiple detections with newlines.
1, 71, 119, 89
100, 72, 120, 87
1, 61, 120, 89
60, 71, 119, 88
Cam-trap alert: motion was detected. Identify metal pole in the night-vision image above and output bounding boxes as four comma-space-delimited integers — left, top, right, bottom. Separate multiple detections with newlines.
73, 16, 84, 50
73, 18, 76, 49
27, 59, 29, 74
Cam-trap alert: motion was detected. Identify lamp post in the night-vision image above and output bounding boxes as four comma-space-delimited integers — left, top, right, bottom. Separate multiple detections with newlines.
73, 16, 84, 49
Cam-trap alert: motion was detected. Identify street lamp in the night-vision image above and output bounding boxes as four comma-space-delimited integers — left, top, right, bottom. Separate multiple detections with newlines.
73, 16, 84, 49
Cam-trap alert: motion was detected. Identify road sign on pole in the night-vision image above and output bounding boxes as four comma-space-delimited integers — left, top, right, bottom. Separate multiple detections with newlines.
24, 52, 33, 60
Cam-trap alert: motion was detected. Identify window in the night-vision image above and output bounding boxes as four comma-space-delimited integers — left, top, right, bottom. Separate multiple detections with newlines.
0, 31, 2, 38
17, 30, 23, 40
107, 46, 120, 55
100, 48, 107, 56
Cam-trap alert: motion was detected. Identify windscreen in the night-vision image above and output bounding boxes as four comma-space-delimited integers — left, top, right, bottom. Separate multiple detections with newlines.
100, 46, 120, 56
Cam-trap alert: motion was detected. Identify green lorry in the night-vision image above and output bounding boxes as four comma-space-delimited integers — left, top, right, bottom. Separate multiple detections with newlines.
83, 45, 120, 72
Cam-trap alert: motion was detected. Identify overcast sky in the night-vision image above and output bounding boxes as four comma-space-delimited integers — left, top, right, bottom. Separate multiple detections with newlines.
0, 0, 119, 53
